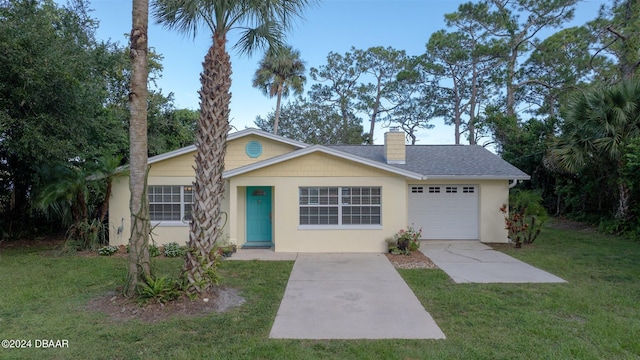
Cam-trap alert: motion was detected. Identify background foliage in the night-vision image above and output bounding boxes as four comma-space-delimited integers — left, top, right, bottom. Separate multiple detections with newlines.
1, 0, 639, 240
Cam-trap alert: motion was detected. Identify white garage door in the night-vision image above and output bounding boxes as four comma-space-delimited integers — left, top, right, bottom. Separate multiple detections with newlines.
408, 185, 479, 240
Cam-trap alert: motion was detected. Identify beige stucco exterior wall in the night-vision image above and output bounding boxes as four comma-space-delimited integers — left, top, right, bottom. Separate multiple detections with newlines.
227, 152, 409, 252
478, 180, 510, 243
107, 133, 293, 247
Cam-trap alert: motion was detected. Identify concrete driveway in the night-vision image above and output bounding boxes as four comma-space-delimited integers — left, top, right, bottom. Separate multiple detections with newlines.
269, 253, 446, 339
420, 241, 566, 283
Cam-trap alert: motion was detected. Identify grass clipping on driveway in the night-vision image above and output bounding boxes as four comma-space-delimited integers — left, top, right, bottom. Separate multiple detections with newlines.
1, 220, 639, 359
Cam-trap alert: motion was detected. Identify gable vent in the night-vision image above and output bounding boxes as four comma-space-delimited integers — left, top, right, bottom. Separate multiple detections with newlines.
245, 141, 263, 158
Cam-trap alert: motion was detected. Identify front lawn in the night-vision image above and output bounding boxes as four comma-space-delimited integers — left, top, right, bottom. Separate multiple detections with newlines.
0, 224, 638, 359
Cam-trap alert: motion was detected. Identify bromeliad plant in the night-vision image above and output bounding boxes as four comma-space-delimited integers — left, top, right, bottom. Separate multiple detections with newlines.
386, 226, 422, 255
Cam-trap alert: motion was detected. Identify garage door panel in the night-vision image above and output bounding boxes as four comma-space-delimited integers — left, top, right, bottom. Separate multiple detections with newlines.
408, 185, 478, 240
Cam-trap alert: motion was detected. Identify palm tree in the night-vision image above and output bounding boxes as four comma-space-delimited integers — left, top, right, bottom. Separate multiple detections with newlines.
253, 46, 306, 135
153, 0, 315, 296
127, 0, 151, 297
549, 78, 640, 219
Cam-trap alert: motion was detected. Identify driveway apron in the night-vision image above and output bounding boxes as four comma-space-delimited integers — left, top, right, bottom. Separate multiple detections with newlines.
269, 253, 446, 339
421, 241, 566, 283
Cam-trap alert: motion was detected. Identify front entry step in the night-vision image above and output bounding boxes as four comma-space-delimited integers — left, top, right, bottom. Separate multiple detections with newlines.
242, 241, 273, 249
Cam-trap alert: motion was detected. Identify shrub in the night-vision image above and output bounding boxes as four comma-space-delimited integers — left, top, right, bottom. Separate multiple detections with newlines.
137, 276, 182, 304
164, 242, 187, 257
149, 244, 161, 257
386, 226, 422, 255
98, 245, 118, 256
501, 189, 548, 248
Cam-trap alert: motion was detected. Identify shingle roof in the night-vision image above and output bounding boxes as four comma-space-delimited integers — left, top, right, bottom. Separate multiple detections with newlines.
328, 145, 530, 179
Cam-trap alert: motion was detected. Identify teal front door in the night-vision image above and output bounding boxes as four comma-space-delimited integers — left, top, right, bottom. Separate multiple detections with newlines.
246, 186, 272, 244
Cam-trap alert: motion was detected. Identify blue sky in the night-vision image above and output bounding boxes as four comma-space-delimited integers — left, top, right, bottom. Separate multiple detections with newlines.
85, 0, 606, 145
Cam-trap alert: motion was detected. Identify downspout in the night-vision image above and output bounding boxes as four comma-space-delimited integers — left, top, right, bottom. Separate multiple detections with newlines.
509, 179, 519, 189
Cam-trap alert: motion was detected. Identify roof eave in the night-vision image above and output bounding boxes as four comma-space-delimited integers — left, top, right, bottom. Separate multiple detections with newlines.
421, 175, 531, 181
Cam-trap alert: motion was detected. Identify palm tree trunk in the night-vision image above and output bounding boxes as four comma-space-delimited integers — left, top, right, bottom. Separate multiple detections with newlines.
183, 30, 231, 296
273, 89, 282, 135
125, 0, 151, 297
616, 181, 631, 220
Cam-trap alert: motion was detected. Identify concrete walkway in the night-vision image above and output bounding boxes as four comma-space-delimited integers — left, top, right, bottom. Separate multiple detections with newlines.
269, 253, 446, 340
420, 241, 566, 284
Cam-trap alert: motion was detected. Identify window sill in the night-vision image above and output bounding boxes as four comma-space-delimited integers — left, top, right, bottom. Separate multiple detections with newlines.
151, 221, 190, 227
298, 225, 383, 230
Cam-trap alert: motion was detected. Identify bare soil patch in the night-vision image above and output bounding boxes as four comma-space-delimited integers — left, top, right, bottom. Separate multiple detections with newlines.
385, 250, 438, 269
86, 286, 245, 323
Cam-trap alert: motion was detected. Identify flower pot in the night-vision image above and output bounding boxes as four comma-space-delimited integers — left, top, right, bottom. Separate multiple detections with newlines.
397, 239, 410, 251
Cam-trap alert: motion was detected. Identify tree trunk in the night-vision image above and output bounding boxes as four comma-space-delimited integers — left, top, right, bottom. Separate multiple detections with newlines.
183, 30, 231, 296
505, 49, 518, 118
616, 181, 631, 220
273, 89, 282, 135
98, 179, 112, 224
468, 62, 478, 145
125, 0, 151, 298
368, 79, 383, 145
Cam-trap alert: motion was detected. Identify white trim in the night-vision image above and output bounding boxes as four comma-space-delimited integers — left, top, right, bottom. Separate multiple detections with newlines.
423, 175, 531, 181
298, 225, 383, 230
151, 221, 189, 227
229, 128, 309, 148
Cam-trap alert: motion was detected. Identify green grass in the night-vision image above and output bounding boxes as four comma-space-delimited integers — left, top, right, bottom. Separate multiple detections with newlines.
1, 226, 639, 359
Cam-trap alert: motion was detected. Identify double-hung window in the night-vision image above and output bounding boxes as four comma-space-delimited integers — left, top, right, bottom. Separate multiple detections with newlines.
299, 186, 381, 226
148, 185, 193, 223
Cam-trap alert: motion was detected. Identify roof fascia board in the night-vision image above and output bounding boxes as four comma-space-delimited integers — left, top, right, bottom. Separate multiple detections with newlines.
421, 175, 531, 181
135, 128, 309, 169
228, 128, 309, 148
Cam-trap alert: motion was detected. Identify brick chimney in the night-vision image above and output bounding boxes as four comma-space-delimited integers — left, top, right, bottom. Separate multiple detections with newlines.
384, 127, 405, 164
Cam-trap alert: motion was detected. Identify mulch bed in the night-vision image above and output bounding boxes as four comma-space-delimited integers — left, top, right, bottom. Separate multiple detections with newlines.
385, 250, 438, 269
85, 286, 245, 323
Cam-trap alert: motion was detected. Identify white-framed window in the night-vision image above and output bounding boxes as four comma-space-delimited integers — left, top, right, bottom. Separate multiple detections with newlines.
428, 186, 440, 193
299, 186, 381, 226
462, 186, 475, 193
446, 186, 458, 193
148, 185, 193, 222
411, 186, 424, 193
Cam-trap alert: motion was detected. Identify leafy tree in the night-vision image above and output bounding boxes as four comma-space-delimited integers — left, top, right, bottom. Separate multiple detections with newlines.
383, 64, 440, 144
424, 30, 473, 144
127, 0, 151, 296
147, 94, 197, 156
255, 98, 366, 144
589, 0, 640, 81
309, 50, 363, 144
252, 45, 306, 136
0, 0, 126, 235
443, 2, 505, 145
549, 78, 640, 220
354, 47, 408, 144
153, 0, 316, 296
481, 0, 580, 118
520, 26, 607, 119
